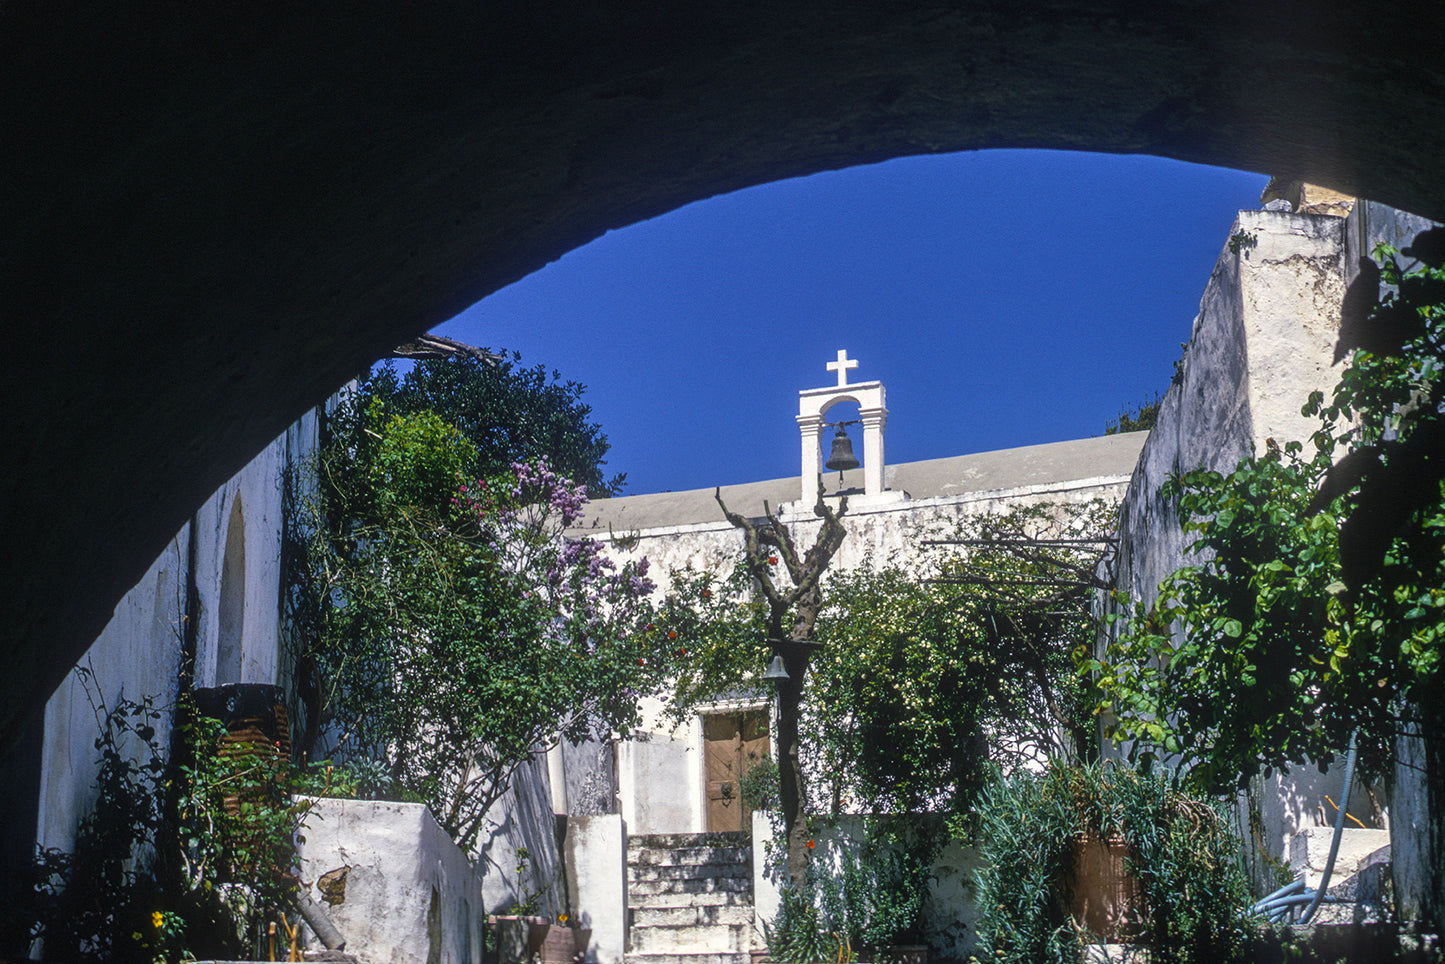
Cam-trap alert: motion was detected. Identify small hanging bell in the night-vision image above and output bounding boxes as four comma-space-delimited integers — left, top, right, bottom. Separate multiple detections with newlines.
824, 423, 860, 480
763, 655, 789, 681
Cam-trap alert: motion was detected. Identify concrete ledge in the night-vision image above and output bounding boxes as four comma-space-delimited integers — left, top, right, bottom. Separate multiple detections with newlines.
296, 797, 484, 964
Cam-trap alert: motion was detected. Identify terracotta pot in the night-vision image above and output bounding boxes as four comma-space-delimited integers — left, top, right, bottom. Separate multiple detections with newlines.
194, 683, 291, 815
532, 923, 591, 964
1066, 833, 1146, 943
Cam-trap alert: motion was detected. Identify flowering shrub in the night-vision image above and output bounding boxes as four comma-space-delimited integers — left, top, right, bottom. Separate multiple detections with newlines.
289, 402, 673, 851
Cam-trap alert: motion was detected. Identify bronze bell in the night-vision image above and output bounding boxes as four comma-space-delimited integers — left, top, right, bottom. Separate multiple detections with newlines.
824, 423, 860, 475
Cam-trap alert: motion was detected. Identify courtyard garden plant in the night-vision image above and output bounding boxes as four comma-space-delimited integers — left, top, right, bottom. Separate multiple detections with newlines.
967, 760, 1254, 964
288, 396, 675, 852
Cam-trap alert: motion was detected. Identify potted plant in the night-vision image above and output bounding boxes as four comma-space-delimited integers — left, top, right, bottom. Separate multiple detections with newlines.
967, 760, 1255, 964
530, 914, 591, 964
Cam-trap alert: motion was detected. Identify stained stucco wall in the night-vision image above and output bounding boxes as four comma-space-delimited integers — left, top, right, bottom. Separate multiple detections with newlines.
33, 410, 317, 856
1101, 201, 1439, 896
297, 797, 485, 964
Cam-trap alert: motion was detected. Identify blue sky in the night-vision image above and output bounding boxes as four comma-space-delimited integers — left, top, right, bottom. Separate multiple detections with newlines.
434, 149, 1270, 495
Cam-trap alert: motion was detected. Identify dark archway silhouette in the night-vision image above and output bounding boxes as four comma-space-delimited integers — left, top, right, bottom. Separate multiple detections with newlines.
4, 1, 1445, 751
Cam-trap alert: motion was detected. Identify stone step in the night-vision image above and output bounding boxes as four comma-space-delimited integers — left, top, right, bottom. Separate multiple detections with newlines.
628, 876, 752, 899
624, 952, 749, 964
630, 861, 751, 882
629, 890, 752, 911
632, 904, 756, 929
628, 923, 750, 954
629, 845, 751, 867
629, 833, 747, 852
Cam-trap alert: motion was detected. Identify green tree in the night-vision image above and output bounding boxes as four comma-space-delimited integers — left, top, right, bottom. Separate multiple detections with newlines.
806, 502, 1113, 814
1089, 234, 1445, 794
661, 501, 1114, 817
365, 351, 625, 497
288, 398, 668, 851
1105, 391, 1163, 435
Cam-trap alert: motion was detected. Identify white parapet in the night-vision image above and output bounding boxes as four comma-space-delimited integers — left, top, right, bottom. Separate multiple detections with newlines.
296, 797, 485, 964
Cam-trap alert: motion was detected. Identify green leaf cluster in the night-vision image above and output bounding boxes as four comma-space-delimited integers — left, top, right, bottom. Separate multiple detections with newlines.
288, 388, 669, 852
662, 501, 1113, 815
365, 352, 625, 497
1090, 240, 1445, 791
806, 502, 1112, 814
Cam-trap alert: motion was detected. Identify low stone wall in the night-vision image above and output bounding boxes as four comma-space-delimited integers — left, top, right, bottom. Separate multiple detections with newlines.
297, 797, 485, 964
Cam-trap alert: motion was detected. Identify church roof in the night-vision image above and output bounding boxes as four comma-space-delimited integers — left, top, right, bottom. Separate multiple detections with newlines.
572, 431, 1148, 534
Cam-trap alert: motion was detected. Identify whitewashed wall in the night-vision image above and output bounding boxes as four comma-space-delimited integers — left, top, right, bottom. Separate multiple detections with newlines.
34, 409, 317, 856
1100, 201, 1438, 898
297, 797, 485, 964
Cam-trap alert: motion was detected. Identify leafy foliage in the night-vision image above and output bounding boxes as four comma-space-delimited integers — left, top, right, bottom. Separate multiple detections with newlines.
808, 502, 1113, 814
1089, 239, 1445, 791
289, 395, 671, 851
365, 352, 625, 497
663, 502, 1111, 816
1104, 391, 1163, 436
2, 677, 306, 963
969, 762, 1254, 964
765, 885, 849, 964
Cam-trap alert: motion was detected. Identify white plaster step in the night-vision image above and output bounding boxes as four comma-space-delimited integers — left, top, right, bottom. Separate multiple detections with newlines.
629, 832, 748, 851
629, 845, 751, 867
632, 903, 756, 928
629, 890, 752, 911
628, 923, 750, 954
630, 861, 751, 881
629, 875, 752, 898
624, 952, 749, 964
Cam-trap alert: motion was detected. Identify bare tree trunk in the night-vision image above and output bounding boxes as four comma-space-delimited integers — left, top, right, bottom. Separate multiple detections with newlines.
775, 648, 810, 889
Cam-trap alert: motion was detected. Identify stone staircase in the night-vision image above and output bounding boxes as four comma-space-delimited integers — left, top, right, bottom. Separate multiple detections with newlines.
626, 832, 755, 964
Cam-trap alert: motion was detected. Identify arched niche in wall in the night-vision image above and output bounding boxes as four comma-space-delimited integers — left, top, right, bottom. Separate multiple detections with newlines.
216, 494, 246, 684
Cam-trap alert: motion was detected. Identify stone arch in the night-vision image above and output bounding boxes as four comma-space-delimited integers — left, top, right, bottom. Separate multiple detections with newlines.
6, 2, 1445, 750
216, 494, 247, 685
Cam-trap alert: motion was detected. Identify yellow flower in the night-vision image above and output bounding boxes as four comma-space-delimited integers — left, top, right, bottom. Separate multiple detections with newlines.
153, 911, 165, 929
558, 913, 569, 924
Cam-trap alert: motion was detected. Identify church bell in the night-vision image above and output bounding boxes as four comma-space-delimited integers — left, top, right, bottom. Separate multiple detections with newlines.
824, 423, 860, 476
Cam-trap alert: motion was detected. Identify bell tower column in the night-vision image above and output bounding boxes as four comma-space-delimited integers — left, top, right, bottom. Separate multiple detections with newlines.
860, 406, 887, 497
797, 414, 824, 504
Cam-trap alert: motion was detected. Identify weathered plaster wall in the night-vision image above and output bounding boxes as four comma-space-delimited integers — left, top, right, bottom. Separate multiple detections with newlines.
298, 797, 485, 964
1109, 208, 1348, 613
32, 412, 317, 856
563, 814, 627, 964
1101, 201, 1440, 897
602, 475, 1133, 607
476, 753, 567, 919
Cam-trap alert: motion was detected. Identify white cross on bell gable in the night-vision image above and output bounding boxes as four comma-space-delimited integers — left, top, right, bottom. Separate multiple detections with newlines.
826, 349, 858, 387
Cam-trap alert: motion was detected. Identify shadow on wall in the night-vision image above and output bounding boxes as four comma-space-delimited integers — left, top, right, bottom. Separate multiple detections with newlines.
480, 753, 565, 918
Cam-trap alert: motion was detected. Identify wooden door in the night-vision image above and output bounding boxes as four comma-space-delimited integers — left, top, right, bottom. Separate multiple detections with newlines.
704, 710, 769, 832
